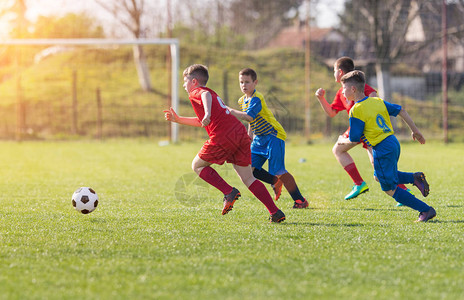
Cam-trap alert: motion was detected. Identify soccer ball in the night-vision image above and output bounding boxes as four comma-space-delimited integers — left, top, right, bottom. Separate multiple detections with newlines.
72, 187, 99, 214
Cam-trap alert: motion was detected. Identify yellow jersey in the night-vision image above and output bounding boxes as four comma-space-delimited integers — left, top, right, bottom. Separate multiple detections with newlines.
349, 97, 401, 147
238, 90, 287, 141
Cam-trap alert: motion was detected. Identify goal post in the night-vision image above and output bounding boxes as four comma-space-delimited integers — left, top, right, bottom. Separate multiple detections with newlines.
0, 38, 180, 142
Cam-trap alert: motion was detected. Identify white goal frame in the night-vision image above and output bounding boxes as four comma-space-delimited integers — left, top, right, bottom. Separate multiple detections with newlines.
0, 38, 180, 142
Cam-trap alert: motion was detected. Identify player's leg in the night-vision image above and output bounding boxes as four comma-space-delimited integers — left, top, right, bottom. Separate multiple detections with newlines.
268, 138, 308, 208
397, 171, 429, 197
233, 164, 285, 222
368, 146, 409, 206
278, 173, 308, 208
193, 154, 232, 194
375, 137, 435, 222
253, 168, 283, 201
192, 154, 240, 214
333, 138, 368, 200
386, 187, 435, 222
251, 154, 283, 201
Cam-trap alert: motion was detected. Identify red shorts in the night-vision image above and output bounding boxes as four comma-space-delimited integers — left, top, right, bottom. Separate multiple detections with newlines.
198, 130, 252, 167
342, 128, 369, 149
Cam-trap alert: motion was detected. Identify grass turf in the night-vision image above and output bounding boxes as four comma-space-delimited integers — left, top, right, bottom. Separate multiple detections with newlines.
0, 140, 463, 299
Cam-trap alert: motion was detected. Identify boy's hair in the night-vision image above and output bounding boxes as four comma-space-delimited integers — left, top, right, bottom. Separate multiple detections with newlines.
335, 56, 355, 73
183, 64, 209, 85
239, 68, 257, 81
340, 70, 366, 91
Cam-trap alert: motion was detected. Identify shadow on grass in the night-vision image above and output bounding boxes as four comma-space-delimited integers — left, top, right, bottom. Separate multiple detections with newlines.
279, 222, 364, 227
343, 207, 405, 212
90, 218, 107, 223
429, 220, 464, 224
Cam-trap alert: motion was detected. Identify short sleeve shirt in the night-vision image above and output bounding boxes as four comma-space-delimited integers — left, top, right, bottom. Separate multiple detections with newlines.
331, 84, 377, 114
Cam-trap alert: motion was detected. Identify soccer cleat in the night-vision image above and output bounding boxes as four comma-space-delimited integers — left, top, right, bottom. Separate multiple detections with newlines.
271, 179, 283, 201
344, 181, 369, 200
415, 207, 436, 222
270, 209, 286, 223
293, 198, 309, 209
413, 172, 429, 197
222, 187, 241, 215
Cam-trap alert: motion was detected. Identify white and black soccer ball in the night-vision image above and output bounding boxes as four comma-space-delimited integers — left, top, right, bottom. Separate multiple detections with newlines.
72, 187, 99, 214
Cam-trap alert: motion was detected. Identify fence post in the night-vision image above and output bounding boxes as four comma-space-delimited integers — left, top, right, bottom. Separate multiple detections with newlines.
325, 116, 331, 137
442, 0, 449, 144
72, 70, 78, 135
304, 0, 311, 142
16, 75, 24, 142
96, 87, 103, 140
223, 70, 229, 103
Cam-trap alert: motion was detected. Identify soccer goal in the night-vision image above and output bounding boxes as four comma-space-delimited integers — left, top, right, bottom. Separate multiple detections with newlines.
0, 38, 179, 142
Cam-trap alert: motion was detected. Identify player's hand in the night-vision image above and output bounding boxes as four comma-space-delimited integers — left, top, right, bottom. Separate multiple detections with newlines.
337, 135, 352, 145
201, 115, 211, 126
163, 107, 178, 122
315, 88, 325, 99
412, 131, 425, 144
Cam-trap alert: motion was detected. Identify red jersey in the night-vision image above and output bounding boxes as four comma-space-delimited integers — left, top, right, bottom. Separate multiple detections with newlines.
188, 86, 247, 144
331, 84, 376, 114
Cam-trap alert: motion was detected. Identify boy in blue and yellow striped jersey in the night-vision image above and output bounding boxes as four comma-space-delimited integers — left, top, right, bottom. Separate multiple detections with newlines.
228, 68, 308, 209
341, 70, 436, 222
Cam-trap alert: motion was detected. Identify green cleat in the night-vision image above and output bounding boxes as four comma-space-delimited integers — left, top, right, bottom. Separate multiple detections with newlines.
344, 181, 369, 200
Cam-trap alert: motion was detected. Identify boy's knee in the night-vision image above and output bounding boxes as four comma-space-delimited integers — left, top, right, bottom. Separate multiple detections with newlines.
373, 175, 379, 182
332, 143, 340, 155
384, 189, 396, 197
191, 160, 203, 174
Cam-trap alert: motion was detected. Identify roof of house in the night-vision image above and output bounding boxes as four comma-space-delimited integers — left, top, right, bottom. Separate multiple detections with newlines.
266, 26, 345, 49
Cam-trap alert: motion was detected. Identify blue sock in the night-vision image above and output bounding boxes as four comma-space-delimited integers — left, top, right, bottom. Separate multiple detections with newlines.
393, 187, 429, 212
397, 171, 414, 184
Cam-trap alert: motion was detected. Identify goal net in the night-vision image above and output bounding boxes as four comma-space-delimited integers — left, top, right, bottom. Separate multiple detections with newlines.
0, 38, 179, 142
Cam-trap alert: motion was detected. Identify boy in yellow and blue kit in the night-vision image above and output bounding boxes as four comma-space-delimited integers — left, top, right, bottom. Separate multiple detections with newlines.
228, 68, 308, 209
341, 70, 436, 222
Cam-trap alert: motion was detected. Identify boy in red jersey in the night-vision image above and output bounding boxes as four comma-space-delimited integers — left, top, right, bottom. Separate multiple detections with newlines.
164, 64, 285, 223
316, 57, 409, 202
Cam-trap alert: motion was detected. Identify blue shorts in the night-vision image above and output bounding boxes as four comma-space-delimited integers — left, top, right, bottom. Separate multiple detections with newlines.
372, 135, 400, 191
251, 135, 287, 176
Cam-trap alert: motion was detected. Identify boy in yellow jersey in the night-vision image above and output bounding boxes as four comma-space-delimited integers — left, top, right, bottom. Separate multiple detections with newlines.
227, 68, 308, 209
341, 70, 436, 222
316, 57, 412, 205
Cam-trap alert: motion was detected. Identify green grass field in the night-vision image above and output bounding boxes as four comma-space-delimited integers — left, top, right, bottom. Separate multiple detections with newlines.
0, 140, 463, 299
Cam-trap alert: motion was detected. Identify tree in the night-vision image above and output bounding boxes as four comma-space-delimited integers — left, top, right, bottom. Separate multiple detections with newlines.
33, 13, 105, 38
339, 0, 464, 101
95, 0, 153, 92
228, 0, 305, 49
0, 0, 29, 38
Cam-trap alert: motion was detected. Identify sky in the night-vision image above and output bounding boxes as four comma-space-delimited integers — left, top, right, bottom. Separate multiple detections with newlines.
314, 0, 345, 27
1, 0, 346, 38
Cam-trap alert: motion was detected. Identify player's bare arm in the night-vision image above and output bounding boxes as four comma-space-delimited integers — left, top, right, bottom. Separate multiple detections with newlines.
398, 109, 425, 144
247, 124, 253, 139
227, 106, 254, 123
200, 91, 212, 126
163, 107, 202, 127
315, 88, 337, 118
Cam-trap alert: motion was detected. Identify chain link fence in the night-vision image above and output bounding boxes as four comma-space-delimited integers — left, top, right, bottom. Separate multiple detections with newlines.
0, 41, 463, 142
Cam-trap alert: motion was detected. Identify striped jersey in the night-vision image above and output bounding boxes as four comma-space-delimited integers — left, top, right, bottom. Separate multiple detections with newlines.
238, 90, 286, 141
